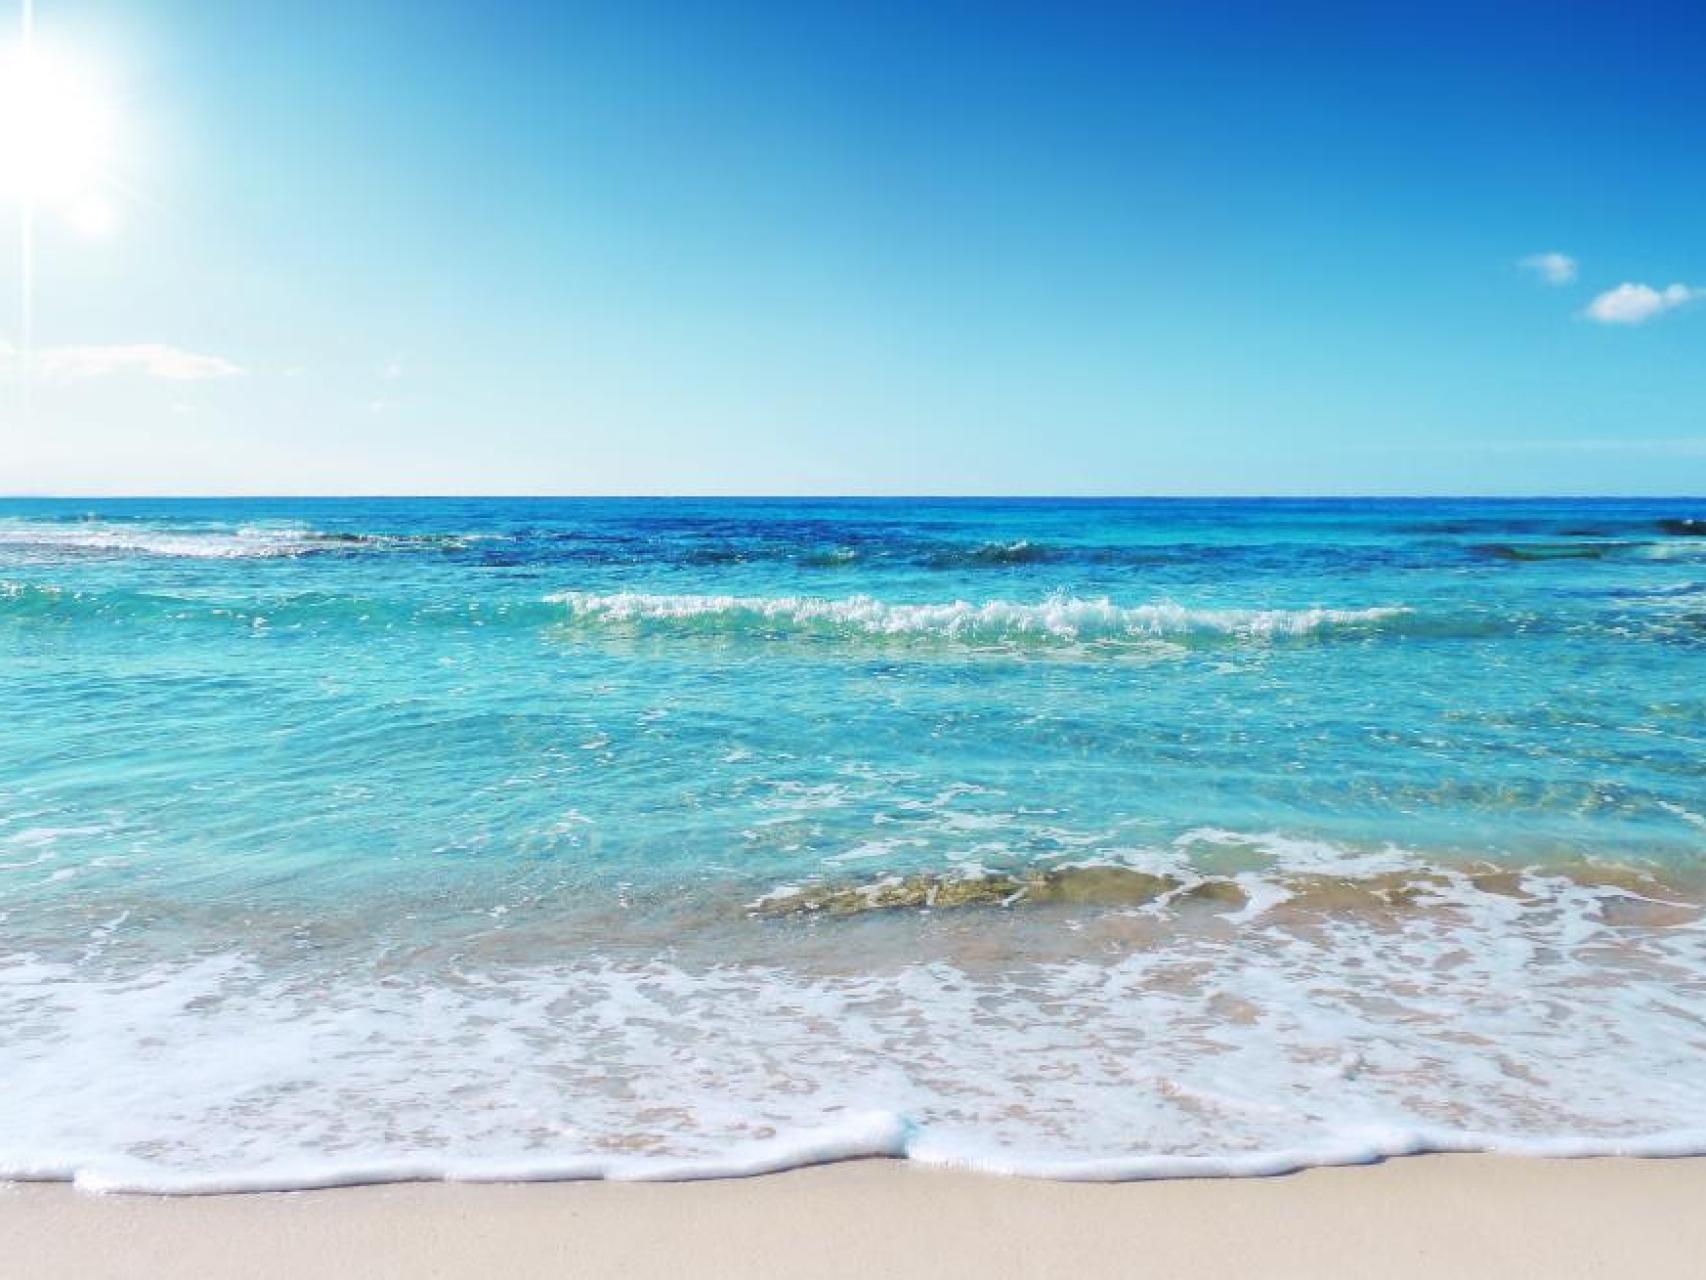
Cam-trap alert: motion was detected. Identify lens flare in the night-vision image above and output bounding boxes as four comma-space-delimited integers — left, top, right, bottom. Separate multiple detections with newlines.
0, 41, 117, 207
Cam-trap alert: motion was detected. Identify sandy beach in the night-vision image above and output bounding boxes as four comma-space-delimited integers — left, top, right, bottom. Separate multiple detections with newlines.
4, 1155, 1703, 1279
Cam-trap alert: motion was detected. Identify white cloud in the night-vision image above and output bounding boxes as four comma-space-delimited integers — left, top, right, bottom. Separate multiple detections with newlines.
10, 343, 246, 382
1520, 252, 1577, 285
1584, 282, 1704, 325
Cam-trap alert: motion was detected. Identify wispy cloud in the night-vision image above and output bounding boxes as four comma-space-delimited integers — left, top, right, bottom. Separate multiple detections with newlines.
1584, 282, 1704, 325
2, 343, 246, 382
1519, 252, 1577, 285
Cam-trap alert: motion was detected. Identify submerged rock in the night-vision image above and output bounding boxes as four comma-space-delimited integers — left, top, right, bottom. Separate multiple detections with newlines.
751, 866, 1202, 917
750, 860, 1700, 924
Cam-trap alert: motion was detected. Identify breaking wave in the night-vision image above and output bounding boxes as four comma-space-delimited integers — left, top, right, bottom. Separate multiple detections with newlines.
5, 837, 1704, 1193
922, 540, 1062, 567
0, 520, 476, 560
1477, 538, 1706, 563
545, 591, 1413, 647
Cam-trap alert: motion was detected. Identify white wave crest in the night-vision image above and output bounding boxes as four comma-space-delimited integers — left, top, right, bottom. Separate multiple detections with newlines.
0, 522, 479, 561
0, 522, 318, 560
545, 592, 1409, 643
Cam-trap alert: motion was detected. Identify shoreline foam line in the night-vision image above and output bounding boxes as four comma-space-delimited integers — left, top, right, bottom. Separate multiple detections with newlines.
11, 1123, 1706, 1196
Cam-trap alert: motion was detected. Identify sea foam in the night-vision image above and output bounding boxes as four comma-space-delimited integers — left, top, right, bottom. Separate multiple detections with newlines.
0, 522, 322, 559
5, 841, 1704, 1194
0, 520, 478, 560
546, 591, 1410, 645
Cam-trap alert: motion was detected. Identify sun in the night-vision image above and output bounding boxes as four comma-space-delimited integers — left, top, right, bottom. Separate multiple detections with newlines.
0, 38, 118, 209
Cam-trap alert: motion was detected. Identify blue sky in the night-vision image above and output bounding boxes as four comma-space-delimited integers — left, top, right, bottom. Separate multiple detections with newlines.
3, 0, 1705, 494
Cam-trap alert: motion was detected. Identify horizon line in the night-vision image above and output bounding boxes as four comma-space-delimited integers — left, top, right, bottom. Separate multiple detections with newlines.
2, 493, 1705, 503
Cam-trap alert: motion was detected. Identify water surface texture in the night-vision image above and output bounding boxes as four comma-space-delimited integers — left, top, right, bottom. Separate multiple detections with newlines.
3, 497, 1705, 1190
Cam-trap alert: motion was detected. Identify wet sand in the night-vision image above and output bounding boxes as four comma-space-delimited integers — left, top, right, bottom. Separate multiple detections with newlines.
4, 1154, 1703, 1278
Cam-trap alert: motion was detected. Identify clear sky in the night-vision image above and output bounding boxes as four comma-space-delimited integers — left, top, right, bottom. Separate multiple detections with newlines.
2, 0, 1704, 495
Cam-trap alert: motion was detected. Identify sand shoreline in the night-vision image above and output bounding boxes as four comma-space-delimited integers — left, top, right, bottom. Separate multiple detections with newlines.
4, 1154, 1703, 1278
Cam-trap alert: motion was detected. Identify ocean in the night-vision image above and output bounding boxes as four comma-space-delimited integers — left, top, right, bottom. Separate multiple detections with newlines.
2, 496, 1704, 1191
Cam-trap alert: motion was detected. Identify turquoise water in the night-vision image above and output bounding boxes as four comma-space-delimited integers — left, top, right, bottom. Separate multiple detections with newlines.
3, 498, 1705, 1189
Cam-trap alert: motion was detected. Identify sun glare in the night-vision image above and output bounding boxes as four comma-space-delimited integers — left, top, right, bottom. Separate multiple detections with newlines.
0, 40, 117, 209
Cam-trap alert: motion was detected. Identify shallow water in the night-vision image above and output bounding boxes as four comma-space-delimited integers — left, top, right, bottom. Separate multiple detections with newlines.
2, 497, 1705, 1190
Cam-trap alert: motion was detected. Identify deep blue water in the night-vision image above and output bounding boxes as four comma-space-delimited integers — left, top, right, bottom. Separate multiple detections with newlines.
3, 498, 1705, 1189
